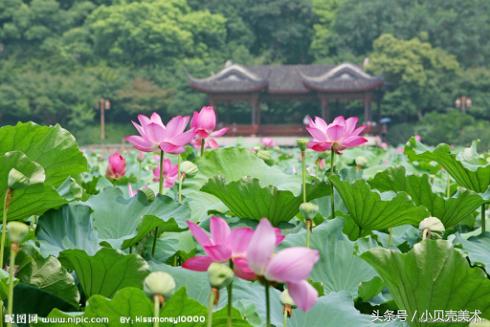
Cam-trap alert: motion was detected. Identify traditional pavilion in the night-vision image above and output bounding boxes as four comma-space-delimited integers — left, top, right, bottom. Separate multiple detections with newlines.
189, 62, 384, 136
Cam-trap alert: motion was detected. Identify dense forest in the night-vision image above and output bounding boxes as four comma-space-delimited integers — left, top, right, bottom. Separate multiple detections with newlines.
0, 0, 489, 146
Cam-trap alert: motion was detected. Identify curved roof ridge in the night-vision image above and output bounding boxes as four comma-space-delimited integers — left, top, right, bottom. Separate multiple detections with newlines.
189, 63, 264, 83
301, 63, 374, 82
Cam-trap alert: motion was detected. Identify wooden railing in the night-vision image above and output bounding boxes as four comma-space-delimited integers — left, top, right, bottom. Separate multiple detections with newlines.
225, 124, 308, 136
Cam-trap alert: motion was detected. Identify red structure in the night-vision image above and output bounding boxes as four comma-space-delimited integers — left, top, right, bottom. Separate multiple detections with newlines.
189, 62, 383, 136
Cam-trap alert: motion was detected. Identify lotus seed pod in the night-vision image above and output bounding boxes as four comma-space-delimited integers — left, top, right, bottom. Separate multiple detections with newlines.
7, 221, 29, 243
181, 161, 198, 177
207, 263, 234, 289
296, 139, 308, 151
419, 217, 445, 239
144, 272, 176, 297
299, 202, 319, 220
280, 289, 296, 307
355, 156, 368, 168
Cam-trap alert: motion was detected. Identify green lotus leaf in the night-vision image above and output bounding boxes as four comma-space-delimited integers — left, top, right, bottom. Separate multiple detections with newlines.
330, 175, 429, 239
369, 167, 484, 228
280, 218, 377, 298
86, 188, 190, 249
37, 204, 100, 256
0, 122, 88, 187
405, 137, 490, 194
362, 240, 490, 326
0, 151, 67, 221
454, 232, 490, 273
59, 248, 149, 299
201, 176, 328, 225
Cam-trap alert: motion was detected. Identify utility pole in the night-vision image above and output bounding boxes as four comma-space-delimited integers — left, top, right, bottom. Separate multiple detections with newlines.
99, 97, 111, 142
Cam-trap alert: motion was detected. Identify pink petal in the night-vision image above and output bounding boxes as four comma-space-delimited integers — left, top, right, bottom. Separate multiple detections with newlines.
287, 280, 318, 311
342, 136, 367, 148
351, 125, 366, 136
246, 219, 277, 275
331, 115, 345, 125
206, 138, 219, 149
187, 221, 212, 247
210, 217, 231, 245
344, 117, 359, 134
197, 106, 217, 132
273, 228, 285, 245
203, 244, 231, 261
265, 247, 319, 282
313, 116, 328, 131
211, 127, 228, 137
169, 129, 196, 146
160, 142, 185, 154
137, 114, 152, 126
150, 112, 164, 127
125, 135, 154, 152
230, 227, 254, 256
182, 256, 213, 271
131, 121, 146, 137
307, 140, 332, 152
326, 123, 345, 142
190, 111, 199, 130
166, 116, 190, 135
232, 257, 256, 280
144, 122, 166, 144
306, 126, 327, 142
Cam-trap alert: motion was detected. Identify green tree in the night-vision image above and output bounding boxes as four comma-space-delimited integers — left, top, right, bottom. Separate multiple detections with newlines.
368, 34, 461, 121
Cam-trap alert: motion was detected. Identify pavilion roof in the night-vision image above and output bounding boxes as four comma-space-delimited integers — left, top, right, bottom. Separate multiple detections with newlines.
189, 62, 383, 94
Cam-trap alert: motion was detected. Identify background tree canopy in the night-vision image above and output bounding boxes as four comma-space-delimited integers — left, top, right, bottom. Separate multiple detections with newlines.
0, 0, 489, 146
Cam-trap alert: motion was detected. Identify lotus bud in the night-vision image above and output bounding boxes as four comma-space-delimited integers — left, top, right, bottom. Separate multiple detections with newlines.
299, 202, 319, 220
355, 156, 368, 168
181, 161, 198, 177
280, 289, 296, 307
141, 188, 155, 202
256, 150, 273, 164
207, 263, 234, 289
297, 139, 308, 151
418, 217, 445, 239
137, 151, 145, 162
7, 221, 29, 243
144, 272, 176, 298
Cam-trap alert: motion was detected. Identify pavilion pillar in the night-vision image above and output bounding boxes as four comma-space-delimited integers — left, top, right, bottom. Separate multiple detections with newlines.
320, 95, 329, 121
250, 95, 260, 135
363, 94, 371, 122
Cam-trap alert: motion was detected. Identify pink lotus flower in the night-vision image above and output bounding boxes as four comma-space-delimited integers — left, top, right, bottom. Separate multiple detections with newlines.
125, 113, 195, 154
183, 217, 285, 280
247, 219, 319, 311
106, 152, 126, 179
306, 116, 367, 154
261, 137, 276, 148
152, 158, 178, 188
191, 106, 228, 148
415, 134, 422, 142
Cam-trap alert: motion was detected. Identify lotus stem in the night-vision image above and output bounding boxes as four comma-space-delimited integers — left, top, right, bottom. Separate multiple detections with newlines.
482, 204, 486, 235
177, 155, 182, 204
306, 219, 312, 248
152, 150, 165, 256
207, 289, 216, 327
158, 150, 165, 195
201, 139, 205, 157
1, 189, 12, 269
152, 294, 162, 327
301, 150, 307, 203
7, 243, 18, 327
283, 308, 288, 327
265, 282, 271, 327
446, 171, 451, 197
330, 150, 336, 218
226, 261, 233, 327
